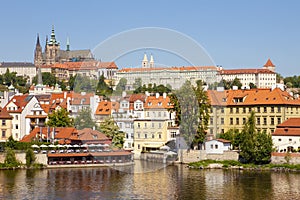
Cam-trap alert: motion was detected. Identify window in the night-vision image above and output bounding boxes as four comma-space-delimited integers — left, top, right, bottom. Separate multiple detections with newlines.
210, 144, 213, 149
243, 118, 246, 125
159, 123, 162, 128
15, 115, 18, 120
221, 108, 224, 113
138, 144, 140, 149
221, 118, 224, 125
243, 107, 246, 113
230, 118, 233, 125
236, 118, 239, 125
289, 138, 292, 142
257, 107, 260, 113
271, 117, 274, 125
137, 123, 140, 128
15, 124, 18, 129
210, 117, 213, 124
2, 120, 5, 126
145, 134, 147, 139
278, 138, 281, 142
230, 108, 233, 113
137, 133, 140, 138
277, 118, 281, 125
264, 107, 267, 112
263, 118, 267, 125
271, 107, 274, 113
257, 118, 260, 125
277, 107, 281, 113
2, 130, 6, 138
152, 134, 154, 139
215, 144, 218, 149
144, 123, 147, 128
236, 108, 239, 113
159, 134, 162, 139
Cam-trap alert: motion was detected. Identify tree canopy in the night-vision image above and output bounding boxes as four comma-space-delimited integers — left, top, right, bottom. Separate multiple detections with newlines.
46, 108, 73, 127
99, 117, 124, 148
114, 77, 127, 95
74, 108, 96, 130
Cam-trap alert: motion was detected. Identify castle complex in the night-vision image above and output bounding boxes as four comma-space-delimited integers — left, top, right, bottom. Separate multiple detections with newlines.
34, 26, 93, 67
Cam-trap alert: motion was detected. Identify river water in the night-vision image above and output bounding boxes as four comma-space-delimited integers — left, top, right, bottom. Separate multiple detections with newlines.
0, 161, 299, 200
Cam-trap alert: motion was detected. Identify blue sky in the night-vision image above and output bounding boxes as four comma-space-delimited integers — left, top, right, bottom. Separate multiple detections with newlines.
0, 0, 300, 76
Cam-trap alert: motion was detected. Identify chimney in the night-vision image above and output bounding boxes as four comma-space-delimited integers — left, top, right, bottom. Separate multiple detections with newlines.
163, 93, 167, 99
64, 91, 67, 99
156, 93, 159, 98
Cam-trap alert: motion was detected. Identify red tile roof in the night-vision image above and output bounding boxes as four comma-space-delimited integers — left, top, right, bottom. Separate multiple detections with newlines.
264, 59, 275, 67
5, 94, 34, 113
71, 128, 111, 143
0, 107, 13, 119
95, 101, 119, 115
45, 61, 118, 70
208, 88, 300, 106
218, 68, 274, 75
144, 95, 172, 109
273, 118, 300, 136
118, 66, 217, 73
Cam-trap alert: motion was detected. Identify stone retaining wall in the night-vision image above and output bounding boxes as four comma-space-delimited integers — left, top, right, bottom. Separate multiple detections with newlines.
271, 152, 300, 164
0, 152, 48, 165
178, 150, 239, 164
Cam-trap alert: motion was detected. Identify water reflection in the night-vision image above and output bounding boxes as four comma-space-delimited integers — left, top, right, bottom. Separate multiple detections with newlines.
0, 163, 300, 199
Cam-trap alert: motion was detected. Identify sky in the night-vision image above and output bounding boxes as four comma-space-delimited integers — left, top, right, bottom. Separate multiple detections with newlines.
0, 0, 300, 77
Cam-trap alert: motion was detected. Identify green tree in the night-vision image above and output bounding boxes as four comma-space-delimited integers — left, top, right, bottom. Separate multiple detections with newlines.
5, 136, 17, 149
73, 74, 97, 93
253, 130, 273, 164
133, 78, 142, 90
193, 80, 210, 148
114, 77, 127, 95
232, 77, 242, 89
239, 111, 273, 164
4, 148, 19, 166
276, 73, 284, 83
46, 108, 73, 127
25, 148, 36, 167
32, 72, 57, 86
96, 75, 113, 97
219, 129, 242, 150
99, 117, 124, 148
74, 108, 96, 130
249, 82, 257, 89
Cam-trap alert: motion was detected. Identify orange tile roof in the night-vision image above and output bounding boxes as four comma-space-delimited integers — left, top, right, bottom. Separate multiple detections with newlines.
218, 68, 275, 75
144, 95, 172, 109
276, 118, 300, 128
0, 107, 13, 119
264, 59, 275, 67
95, 101, 119, 115
55, 127, 78, 139
5, 94, 34, 113
208, 88, 300, 106
71, 128, 110, 142
118, 66, 217, 73
44, 61, 118, 70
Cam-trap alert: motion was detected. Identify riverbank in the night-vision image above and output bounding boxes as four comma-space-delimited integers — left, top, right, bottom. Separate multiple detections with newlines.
188, 159, 300, 172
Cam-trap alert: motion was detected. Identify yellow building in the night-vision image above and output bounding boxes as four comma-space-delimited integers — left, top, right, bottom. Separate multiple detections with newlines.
0, 107, 13, 142
133, 94, 177, 157
207, 87, 300, 136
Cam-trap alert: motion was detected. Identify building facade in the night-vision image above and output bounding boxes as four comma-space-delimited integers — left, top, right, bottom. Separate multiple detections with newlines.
207, 87, 300, 137
218, 59, 277, 88
0, 62, 36, 82
0, 107, 13, 142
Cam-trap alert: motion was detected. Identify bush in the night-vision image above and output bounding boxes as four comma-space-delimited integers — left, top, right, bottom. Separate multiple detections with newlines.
25, 149, 36, 167
4, 148, 20, 167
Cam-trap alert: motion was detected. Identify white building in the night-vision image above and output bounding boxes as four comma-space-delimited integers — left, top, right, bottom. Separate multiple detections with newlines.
5, 94, 39, 140
115, 54, 219, 90
218, 59, 277, 88
205, 139, 231, 154
0, 62, 36, 82
272, 118, 300, 153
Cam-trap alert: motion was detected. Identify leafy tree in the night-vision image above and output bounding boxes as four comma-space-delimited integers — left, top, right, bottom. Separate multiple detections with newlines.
133, 78, 142, 90
219, 129, 242, 150
4, 148, 19, 166
276, 73, 284, 83
25, 148, 36, 167
74, 108, 96, 130
253, 130, 273, 164
69, 74, 77, 90
114, 77, 127, 95
239, 111, 273, 164
32, 72, 57, 86
232, 77, 242, 89
96, 75, 113, 97
73, 74, 97, 93
249, 82, 257, 89
133, 84, 171, 94
193, 80, 210, 148
99, 117, 124, 148
46, 108, 73, 127
5, 136, 17, 149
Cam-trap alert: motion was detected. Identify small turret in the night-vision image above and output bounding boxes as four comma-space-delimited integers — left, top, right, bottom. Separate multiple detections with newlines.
149, 54, 154, 68
66, 36, 70, 51
142, 53, 148, 68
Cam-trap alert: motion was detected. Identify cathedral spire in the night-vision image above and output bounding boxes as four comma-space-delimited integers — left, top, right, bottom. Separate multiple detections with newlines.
34, 33, 43, 67
36, 33, 41, 47
50, 25, 57, 44
150, 54, 154, 68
